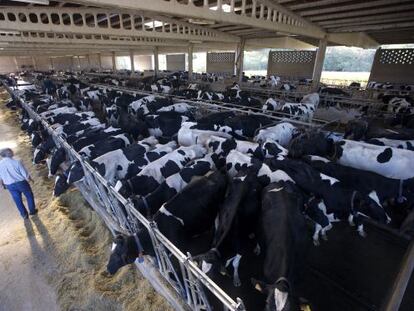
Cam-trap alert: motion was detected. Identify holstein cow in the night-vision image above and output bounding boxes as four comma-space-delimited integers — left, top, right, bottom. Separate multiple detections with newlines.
289, 132, 414, 180
33, 136, 56, 164
55, 142, 177, 195
134, 153, 216, 217
145, 112, 192, 141
114, 145, 206, 197
254, 122, 299, 147
63, 134, 133, 183
367, 137, 414, 151
263, 93, 319, 122
89, 137, 159, 184
252, 181, 308, 311
268, 158, 391, 238
107, 170, 228, 274
303, 155, 414, 228
344, 119, 414, 141
197, 168, 262, 287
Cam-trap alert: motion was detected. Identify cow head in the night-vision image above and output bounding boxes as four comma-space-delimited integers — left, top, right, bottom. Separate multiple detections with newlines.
67, 161, 84, 184
193, 249, 223, 276
49, 147, 66, 176
353, 191, 390, 224
288, 131, 333, 159
252, 278, 298, 311
262, 139, 288, 160
53, 173, 70, 196
31, 132, 43, 147
33, 147, 47, 164
114, 180, 133, 198
344, 119, 369, 140
107, 231, 153, 275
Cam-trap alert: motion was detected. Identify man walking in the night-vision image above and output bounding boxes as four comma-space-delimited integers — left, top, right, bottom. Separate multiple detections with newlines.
0, 148, 37, 219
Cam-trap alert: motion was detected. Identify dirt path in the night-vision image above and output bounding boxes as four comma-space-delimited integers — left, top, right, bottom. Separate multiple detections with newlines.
0, 89, 172, 311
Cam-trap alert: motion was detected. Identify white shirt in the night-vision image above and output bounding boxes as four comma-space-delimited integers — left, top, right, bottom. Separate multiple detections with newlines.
0, 157, 30, 185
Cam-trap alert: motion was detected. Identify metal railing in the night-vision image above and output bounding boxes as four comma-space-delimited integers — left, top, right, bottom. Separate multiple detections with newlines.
6, 82, 245, 311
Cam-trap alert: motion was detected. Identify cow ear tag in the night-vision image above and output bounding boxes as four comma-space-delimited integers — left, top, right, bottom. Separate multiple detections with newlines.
136, 252, 144, 264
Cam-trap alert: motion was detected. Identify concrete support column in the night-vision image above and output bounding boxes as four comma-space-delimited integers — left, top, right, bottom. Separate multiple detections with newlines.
77, 56, 81, 71
87, 54, 91, 71
97, 53, 102, 71
130, 50, 135, 75
50, 57, 54, 71
70, 56, 75, 71
312, 37, 327, 89
154, 47, 159, 76
188, 44, 193, 81
13, 56, 19, 71
236, 38, 246, 82
31, 56, 37, 71
111, 51, 116, 72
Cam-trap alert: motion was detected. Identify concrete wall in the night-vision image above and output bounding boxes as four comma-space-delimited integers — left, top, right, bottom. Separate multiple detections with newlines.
0, 56, 17, 73
78, 56, 89, 70
206, 52, 235, 74
51, 56, 73, 71
369, 48, 414, 84
34, 57, 52, 71
267, 50, 316, 79
88, 54, 100, 69
166, 54, 185, 71
134, 55, 153, 71
100, 55, 113, 70
15, 57, 34, 71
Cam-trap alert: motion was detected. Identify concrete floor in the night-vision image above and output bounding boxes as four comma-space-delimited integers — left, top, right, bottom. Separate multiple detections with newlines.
0, 111, 59, 311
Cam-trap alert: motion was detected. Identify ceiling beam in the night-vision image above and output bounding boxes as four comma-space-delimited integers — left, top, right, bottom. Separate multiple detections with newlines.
324, 17, 414, 29
318, 11, 414, 26
327, 32, 379, 48
332, 21, 414, 33
0, 32, 188, 47
245, 36, 316, 49
0, 6, 239, 42
289, 0, 352, 11
309, 3, 414, 22
55, 0, 326, 39
300, 0, 413, 17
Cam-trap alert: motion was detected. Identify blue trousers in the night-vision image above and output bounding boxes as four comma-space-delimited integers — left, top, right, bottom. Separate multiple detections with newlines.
6, 180, 36, 218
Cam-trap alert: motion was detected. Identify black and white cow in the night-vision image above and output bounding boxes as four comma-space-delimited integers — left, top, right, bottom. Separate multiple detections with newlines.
367, 137, 414, 151
289, 132, 414, 180
39, 106, 78, 119
90, 137, 159, 183
262, 93, 319, 122
106, 170, 228, 274
31, 129, 49, 147
253, 181, 308, 311
319, 86, 350, 97
78, 133, 132, 158
197, 167, 262, 287
145, 112, 192, 140
33, 136, 56, 164
46, 111, 95, 126
134, 153, 216, 217
254, 122, 299, 147
303, 155, 414, 227
128, 95, 172, 117
55, 118, 105, 137
268, 158, 391, 236
114, 145, 206, 197
344, 119, 414, 141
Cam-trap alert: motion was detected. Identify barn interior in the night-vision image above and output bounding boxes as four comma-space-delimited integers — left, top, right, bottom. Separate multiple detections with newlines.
0, 1, 414, 311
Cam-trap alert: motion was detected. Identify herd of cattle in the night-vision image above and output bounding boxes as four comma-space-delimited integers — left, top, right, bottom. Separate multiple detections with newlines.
4, 72, 414, 311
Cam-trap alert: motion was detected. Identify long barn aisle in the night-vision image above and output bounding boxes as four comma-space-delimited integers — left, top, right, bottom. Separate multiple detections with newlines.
0, 97, 59, 311
0, 89, 173, 311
